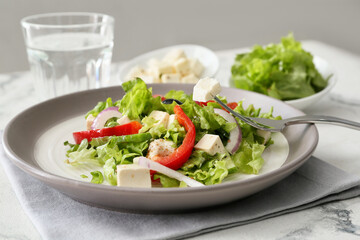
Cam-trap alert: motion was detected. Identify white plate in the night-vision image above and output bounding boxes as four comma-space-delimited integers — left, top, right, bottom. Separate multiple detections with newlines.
3, 84, 318, 212
118, 44, 219, 82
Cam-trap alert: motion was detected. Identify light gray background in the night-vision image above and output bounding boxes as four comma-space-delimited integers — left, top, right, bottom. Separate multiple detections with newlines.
1, 0, 359, 73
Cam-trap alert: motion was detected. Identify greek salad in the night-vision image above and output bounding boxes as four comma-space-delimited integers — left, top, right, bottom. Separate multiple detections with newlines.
64, 78, 281, 188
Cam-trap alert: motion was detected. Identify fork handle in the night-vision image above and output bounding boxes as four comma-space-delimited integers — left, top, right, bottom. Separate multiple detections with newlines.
286, 115, 360, 130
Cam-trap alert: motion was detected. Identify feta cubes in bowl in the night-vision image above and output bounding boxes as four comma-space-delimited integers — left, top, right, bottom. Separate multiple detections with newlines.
118, 44, 219, 84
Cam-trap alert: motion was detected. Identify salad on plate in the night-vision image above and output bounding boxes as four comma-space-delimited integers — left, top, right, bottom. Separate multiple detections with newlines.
64, 78, 282, 188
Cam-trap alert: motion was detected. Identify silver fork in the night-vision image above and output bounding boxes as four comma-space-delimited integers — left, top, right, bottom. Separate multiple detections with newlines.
213, 96, 360, 132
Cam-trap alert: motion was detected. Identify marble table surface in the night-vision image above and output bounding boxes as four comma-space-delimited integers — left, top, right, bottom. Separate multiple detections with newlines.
1, 41, 360, 240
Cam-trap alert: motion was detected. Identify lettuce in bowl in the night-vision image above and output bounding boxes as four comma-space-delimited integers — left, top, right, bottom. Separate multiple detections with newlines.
230, 33, 331, 102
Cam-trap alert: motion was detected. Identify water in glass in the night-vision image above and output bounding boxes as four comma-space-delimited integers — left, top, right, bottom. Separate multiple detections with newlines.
26, 32, 113, 99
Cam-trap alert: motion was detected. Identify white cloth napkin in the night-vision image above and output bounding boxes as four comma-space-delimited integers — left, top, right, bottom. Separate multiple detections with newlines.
2, 134, 360, 240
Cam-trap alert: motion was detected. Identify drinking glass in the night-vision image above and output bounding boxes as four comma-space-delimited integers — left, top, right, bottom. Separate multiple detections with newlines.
21, 12, 114, 99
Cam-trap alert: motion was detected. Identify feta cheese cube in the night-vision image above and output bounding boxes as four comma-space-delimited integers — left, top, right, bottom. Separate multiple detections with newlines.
148, 62, 173, 79
149, 110, 170, 127
147, 139, 176, 160
181, 73, 199, 84
193, 77, 222, 102
189, 58, 204, 77
174, 58, 191, 76
161, 73, 181, 83
117, 164, 151, 188
194, 134, 226, 156
117, 115, 132, 125
147, 58, 160, 68
167, 114, 176, 129
139, 74, 157, 84
162, 49, 186, 63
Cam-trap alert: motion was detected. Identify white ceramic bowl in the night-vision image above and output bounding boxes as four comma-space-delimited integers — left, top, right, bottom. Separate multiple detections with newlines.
285, 56, 336, 110
118, 44, 219, 83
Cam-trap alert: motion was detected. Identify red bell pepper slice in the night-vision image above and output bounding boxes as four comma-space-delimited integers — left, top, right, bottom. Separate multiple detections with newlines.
195, 100, 215, 107
196, 100, 238, 112
152, 105, 196, 170
153, 94, 166, 101
226, 102, 238, 110
73, 121, 142, 144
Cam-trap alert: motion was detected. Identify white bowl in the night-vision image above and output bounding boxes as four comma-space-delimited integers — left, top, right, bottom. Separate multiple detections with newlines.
118, 44, 219, 82
285, 56, 336, 110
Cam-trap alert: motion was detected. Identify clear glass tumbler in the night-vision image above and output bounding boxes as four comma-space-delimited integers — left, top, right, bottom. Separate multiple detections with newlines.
21, 12, 114, 100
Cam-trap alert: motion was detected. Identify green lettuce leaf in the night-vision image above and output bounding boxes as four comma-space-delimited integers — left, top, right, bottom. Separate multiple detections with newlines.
180, 150, 232, 185
103, 158, 117, 185
153, 173, 180, 188
139, 116, 168, 139
90, 171, 104, 184
65, 139, 100, 166
164, 90, 192, 103
116, 78, 164, 120
164, 118, 186, 147
232, 141, 265, 174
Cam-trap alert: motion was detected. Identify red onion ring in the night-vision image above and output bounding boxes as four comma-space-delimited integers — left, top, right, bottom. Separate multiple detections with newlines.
91, 107, 122, 130
214, 108, 242, 154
